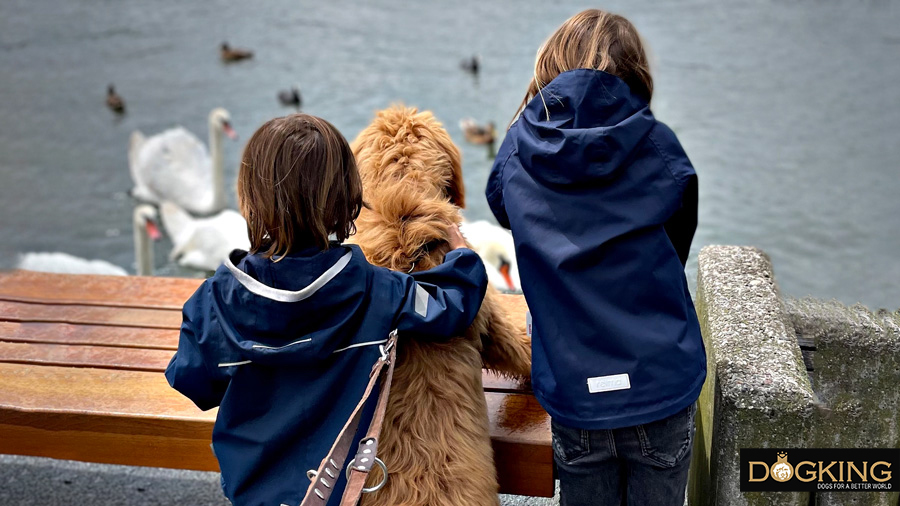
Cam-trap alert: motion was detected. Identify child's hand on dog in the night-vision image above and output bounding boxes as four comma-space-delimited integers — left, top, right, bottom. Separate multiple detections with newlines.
447, 223, 468, 250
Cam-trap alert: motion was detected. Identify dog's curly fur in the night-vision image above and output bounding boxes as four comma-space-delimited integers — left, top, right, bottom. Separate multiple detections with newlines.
349, 106, 532, 506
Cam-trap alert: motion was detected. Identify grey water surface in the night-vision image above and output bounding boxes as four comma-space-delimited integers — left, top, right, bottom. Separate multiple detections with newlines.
1, 0, 898, 308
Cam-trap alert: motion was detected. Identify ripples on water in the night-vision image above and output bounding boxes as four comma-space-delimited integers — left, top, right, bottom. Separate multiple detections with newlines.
0, 0, 898, 308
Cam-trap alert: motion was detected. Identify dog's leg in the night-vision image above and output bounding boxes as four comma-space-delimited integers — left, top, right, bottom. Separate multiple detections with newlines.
474, 288, 532, 379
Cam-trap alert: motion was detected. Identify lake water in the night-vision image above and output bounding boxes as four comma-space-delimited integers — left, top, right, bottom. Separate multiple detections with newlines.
1, 0, 898, 309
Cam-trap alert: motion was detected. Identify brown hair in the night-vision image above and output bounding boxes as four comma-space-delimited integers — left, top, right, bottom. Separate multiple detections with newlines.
514, 9, 653, 123
237, 113, 362, 259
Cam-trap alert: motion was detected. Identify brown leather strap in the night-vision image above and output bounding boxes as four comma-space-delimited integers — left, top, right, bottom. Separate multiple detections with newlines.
339, 335, 398, 506
300, 331, 398, 506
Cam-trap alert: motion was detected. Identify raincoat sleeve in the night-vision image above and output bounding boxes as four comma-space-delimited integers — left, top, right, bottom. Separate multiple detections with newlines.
664, 173, 698, 267
392, 248, 488, 339
165, 285, 230, 411
485, 152, 512, 229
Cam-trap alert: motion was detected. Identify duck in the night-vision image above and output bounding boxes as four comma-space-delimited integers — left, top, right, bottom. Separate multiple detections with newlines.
459, 118, 496, 145
160, 201, 250, 273
221, 42, 253, 62
106, 84, 125, 114
460, 55, 480, 75
277, 86, 302, 109
460, 220, 520, 292
128, 108, 237, 216
16, 204, 162, 276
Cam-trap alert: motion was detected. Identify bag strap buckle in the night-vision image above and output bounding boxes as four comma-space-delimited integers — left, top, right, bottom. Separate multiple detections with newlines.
378, 330, 398, 363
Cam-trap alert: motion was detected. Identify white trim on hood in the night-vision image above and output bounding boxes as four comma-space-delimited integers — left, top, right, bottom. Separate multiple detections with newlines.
225, 249, 352, 302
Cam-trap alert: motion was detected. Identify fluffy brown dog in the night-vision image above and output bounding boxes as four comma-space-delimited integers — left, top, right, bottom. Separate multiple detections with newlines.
349, 106, 532, 506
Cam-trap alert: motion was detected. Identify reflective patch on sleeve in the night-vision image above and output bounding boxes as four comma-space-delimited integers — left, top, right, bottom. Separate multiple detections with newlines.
414, 283, 430, 317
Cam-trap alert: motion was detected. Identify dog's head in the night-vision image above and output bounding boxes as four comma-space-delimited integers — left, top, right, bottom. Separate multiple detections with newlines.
350, 106, 465, 272
352, 105, 464, 209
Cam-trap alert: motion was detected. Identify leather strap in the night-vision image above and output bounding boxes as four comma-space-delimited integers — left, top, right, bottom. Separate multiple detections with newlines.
300, 331, 398, 506
339, 335, 398, 506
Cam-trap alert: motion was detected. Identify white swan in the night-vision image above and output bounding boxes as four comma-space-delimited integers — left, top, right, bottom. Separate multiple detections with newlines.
460, 220, 521, 292
129, 108, 236, 215
160, 201, 249, 272
15, 252, 129, 276
16, 205, 161, 276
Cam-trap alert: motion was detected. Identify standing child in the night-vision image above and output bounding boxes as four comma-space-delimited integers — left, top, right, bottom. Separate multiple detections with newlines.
485, 10, 706, 506
166, 114, 488, 506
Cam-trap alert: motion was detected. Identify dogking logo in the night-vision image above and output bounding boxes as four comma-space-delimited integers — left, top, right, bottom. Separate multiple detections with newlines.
740, 448, 899, 492
770, 452, 793, 482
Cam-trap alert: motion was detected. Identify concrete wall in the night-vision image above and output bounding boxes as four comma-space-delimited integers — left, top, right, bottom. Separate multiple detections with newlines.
689, 246, 899, 506
786, 299, 900, 506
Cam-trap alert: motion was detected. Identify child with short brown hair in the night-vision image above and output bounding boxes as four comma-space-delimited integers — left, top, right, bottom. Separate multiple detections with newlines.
167, 113, 487, 506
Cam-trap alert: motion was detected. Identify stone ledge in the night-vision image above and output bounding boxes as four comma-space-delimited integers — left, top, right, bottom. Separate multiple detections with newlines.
697, 246, 815, 412
691, 246, 816, 506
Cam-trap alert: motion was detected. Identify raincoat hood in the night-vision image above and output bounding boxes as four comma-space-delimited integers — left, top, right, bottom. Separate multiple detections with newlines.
208, 245, 364, 367
514, 69, 655, 186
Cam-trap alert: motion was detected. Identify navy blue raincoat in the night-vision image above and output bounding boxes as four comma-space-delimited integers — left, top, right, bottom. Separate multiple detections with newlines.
486, 69, 706, 430
166, 244, 487, 506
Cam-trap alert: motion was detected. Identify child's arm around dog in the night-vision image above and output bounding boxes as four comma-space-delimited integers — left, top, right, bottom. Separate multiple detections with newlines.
390, 223, 488, 339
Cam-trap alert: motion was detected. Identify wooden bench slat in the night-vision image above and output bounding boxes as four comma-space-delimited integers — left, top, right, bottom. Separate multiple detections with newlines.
0, 270, 201, 310
0, 322, 178, 350
0, 342, 174, 372
0, 363, 211, 422
0, 300, 182, 329
0, 421, 220, 472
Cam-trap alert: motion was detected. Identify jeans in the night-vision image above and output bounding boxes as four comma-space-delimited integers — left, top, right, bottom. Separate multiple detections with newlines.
551, 403, 696, 506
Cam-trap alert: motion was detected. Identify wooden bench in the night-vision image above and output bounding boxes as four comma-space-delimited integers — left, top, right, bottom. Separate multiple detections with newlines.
0, 270, 553, 498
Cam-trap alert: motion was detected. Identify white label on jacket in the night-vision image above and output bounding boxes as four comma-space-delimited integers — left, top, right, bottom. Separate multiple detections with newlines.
587, 373, 631, 393
526, 310, 532, 337
414, 283, 430, 317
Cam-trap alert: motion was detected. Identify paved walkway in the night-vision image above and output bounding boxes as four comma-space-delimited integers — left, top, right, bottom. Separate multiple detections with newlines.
0, 455, 558, 506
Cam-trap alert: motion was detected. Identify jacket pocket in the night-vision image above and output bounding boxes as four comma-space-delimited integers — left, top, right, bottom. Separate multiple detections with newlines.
635, 402, 695, 468
551, 419, 591, 464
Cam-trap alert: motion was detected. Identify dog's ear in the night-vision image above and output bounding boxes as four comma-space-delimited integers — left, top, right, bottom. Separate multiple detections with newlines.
447, 145, 465, 209
436, 127, 466, 209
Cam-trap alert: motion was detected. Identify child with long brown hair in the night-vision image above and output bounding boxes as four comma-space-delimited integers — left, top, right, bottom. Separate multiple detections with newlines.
486, 10, 705, 505
166, 113, 488, 506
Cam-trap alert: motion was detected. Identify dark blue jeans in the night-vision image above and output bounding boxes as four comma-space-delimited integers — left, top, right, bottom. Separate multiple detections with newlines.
551, 403, 696, 506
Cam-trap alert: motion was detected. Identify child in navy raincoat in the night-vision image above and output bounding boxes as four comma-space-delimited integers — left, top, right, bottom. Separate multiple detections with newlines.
485, 10, 706, 506
166, 114, 488, 506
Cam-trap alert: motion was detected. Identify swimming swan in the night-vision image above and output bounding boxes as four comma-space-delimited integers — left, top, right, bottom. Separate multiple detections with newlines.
160, 201, 249, 272
460, 220, 521, 292
129, 108, 236, 215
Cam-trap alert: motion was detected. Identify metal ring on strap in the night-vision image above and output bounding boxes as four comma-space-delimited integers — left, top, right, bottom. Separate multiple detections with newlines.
345, 457, 388, 493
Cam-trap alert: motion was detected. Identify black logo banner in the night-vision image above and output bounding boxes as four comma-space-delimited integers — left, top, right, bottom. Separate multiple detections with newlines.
740, 448, 899, 492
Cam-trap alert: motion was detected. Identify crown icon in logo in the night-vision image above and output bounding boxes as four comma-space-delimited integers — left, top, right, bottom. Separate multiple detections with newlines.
770, 452, 793, 482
